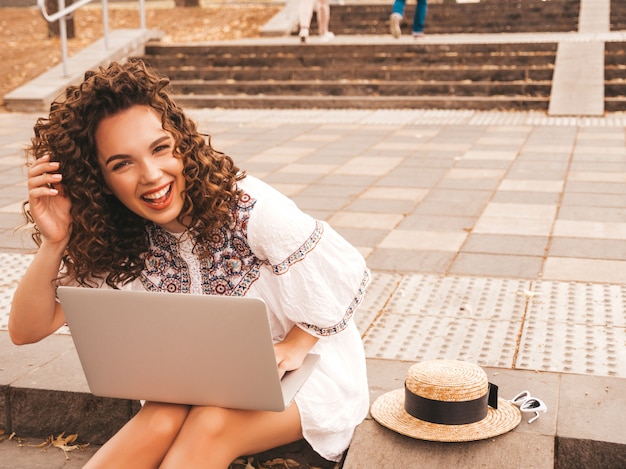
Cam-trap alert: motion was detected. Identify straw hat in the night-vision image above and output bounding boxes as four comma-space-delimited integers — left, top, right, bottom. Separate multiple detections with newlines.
370, 359, 521, 442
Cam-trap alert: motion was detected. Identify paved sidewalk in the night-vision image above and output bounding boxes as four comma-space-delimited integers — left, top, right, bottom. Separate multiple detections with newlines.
2, 107, 626, 378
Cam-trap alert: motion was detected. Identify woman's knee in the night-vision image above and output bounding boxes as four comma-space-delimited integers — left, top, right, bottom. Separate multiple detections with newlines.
140, 402, 191, 442
185, 406, 231, 441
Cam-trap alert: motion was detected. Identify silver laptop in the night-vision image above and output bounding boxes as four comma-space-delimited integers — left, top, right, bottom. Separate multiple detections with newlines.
57, 286, 319, 412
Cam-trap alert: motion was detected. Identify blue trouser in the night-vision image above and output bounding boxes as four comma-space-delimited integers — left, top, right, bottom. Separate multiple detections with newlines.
392, 0, 428, 33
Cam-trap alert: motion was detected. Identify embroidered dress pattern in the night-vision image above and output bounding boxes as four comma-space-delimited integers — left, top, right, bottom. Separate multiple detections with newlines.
140, 192, 262, 296
272, 221, 324, 275
298, 268, 371, 336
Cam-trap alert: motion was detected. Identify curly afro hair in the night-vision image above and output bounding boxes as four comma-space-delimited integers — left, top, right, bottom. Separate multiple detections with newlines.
26, 59, 244, 288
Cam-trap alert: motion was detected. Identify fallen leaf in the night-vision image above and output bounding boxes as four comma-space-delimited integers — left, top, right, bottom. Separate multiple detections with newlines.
21, 433, 90, 460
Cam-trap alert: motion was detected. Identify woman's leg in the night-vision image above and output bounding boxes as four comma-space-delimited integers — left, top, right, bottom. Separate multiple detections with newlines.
299, 0, 316, 41
391, 0, 406, 17
160, 403, 303, 469
413, 0, 428, 35
316, 0, 331, 36
390, 0, 406, 38
84, 402, 191, 469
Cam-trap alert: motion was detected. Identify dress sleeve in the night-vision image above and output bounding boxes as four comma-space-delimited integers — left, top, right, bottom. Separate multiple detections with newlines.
245, 179, 370, 337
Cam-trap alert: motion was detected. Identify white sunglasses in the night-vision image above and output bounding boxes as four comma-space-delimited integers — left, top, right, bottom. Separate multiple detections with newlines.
511, 390, 548, 424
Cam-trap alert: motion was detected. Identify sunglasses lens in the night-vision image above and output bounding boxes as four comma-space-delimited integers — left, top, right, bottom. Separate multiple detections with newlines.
525, 399, 540, 409
512, 391, 531, 405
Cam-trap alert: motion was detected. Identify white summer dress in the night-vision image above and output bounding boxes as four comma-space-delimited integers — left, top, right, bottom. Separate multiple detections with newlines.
83, 175, 371, 462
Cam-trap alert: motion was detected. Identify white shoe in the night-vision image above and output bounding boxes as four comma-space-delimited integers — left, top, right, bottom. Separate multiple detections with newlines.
390, 13, 402, 38
299, 27, 309, 43
320, 31, 335, 42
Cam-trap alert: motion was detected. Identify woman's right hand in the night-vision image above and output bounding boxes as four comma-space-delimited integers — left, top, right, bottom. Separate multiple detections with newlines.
27, 155, 72, 245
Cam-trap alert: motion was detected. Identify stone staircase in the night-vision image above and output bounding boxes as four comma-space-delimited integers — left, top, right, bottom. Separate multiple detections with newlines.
611, 0, 626, 30
131, 0, 584, 111
139, 41, 557, 111
605, 41, 626, 112
322, 0, 580, 35
607, 2, 626, 112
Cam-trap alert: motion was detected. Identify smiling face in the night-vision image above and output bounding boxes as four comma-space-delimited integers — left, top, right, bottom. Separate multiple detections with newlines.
96, 105, 188, 232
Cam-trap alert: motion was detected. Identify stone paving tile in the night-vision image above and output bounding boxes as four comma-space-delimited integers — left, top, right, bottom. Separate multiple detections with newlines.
449, 252, 543, 279
473, 216, 555, 236
397, 214, 475, 231
498, 178, 564, 192
436, 177, 502, 191
328, 211, 404, 230
358, 186, 429, 202
379, 230, 468, 252
462, 233, 549, 257
561, 191, 626, 208
548, 237, 626, 260
553, 220, 626, 239
414, 188, 492, 216
492, 190, 561, 205
482, 202, 558, 220
566, 180, 626, 194
559, 205, 626, 222
344, 197, 417, 214
558, 374, 626, 443
543, 257, 626, 284
365, 248, 454, 273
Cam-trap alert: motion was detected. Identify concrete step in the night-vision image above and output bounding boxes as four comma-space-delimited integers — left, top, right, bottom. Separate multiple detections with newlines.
605, 97, 626, 112
3, 332, 626, 468
0, 331, 334, 468
137, 41, 557, 111
342, 359, 626, 469
604, 42, 626, 103
316, 0, 580, 35
171, 94, 550, 111
610, 0, 626, 30
159, 66, 554, 82
143, 42, 558, 64
171, 80, 552, 97
144, 51, 556, 69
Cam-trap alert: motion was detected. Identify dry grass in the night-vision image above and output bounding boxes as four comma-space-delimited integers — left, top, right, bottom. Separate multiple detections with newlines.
0, 2, 281, 108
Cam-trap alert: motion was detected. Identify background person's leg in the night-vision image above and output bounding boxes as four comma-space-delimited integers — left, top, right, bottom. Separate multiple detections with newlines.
317, 0, 335, 40
390, 0, 406, 38
412, 0, 428, 36
299, 0, 316, 42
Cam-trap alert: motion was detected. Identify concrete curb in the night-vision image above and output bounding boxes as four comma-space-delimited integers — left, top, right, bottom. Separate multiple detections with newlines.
2, 331, 626, 467
343, 359, 626, 468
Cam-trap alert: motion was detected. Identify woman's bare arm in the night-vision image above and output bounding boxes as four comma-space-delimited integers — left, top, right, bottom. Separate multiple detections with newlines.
274, 325, 319, 378
9, 155, 71, 344
9, 240, 68, 344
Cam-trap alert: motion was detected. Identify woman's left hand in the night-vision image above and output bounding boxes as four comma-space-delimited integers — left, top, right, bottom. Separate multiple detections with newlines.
274, 326, 319, 378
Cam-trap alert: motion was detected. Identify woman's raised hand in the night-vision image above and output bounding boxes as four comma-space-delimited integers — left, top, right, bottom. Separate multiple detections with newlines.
26, 155, 72, 245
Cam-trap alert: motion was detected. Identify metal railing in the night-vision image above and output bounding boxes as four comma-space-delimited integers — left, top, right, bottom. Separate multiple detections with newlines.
38, 0, 146, 76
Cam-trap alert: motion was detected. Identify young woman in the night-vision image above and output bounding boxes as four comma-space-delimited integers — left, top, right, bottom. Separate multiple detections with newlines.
390, 0, 428, 38
299, 0, 334, 43
9, 59, 370, 468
